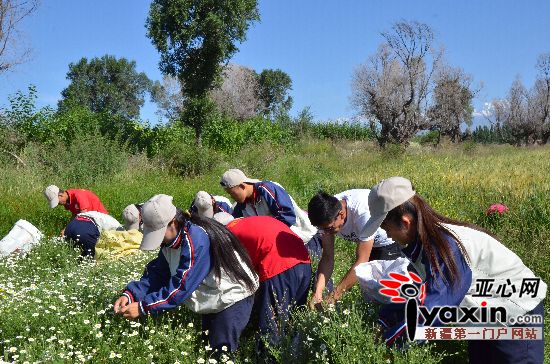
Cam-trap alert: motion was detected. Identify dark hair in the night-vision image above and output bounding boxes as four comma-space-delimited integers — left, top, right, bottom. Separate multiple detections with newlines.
173, 209, 256, 292
384, 194, 493, 288
308, 191, 342, 226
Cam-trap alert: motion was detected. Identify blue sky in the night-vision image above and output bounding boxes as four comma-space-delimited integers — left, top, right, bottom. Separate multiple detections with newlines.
1, 0, 549, 126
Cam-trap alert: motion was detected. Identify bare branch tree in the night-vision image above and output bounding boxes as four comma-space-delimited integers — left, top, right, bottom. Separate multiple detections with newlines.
503, 77, 537, 146
0, 0, 40, 73
351, 20, 443, 146
483, 99, 510, 141
210, 63, 262, 120
428, 65, 477, 143
151, 75, 186, 122
533, 53, 550, 143
152, 63, 262, 123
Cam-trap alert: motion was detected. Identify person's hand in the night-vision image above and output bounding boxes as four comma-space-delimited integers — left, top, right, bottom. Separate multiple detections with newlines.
60, 228, 65, 237
326, 287, 344, 305
309, 293, 324, 311
113, 296, 129, 314
120, 302, 141, 320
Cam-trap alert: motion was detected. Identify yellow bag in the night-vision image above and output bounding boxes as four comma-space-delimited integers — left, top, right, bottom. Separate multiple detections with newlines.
95, 230, 143, 260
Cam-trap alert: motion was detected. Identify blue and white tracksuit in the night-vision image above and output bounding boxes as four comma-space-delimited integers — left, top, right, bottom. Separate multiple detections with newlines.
379, 224, 546, 363
189, 194, 234, 215
122, 221, 257, 352
232, 180, 320, 255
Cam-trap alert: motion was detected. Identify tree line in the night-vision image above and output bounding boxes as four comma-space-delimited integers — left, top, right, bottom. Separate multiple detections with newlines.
1, 1, 549, 148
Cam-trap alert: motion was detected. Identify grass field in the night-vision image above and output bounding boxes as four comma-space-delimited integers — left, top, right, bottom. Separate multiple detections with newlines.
1, 140, 549, 363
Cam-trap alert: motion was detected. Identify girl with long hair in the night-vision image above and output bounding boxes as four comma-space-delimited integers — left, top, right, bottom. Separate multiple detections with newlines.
362, 177, 546, 363
113, 194, 258, 356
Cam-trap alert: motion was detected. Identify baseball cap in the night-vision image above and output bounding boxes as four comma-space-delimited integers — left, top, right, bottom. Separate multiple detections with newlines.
361, 177, 416, 239
220, 169, 260, 188
44, 185, 60, 208
122, 204, 141, 231
140, 194, 177, 251
213, 212, 235, 225
194, 191, 215, 218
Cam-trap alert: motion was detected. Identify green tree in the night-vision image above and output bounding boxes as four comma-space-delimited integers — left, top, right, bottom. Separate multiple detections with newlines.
58, 55, 152, 119
257, 69, 293, 118
146, 0, 260, 145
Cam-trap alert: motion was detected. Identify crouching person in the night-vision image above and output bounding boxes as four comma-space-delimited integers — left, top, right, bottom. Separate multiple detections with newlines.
190, 191, 234, 218
364, 177, 546, 362
214, 213, 312, 359
113, 194, 258, 357
122, 203, 144, 232
64, 210, 121, 259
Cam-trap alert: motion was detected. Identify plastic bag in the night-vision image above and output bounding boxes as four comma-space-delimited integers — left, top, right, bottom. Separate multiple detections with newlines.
95, 229, 143, 259
0, 220, 44, 257
355, 257, 411, 304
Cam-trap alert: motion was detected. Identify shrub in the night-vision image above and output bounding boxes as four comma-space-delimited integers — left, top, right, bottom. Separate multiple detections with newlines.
20, 130, 131, 185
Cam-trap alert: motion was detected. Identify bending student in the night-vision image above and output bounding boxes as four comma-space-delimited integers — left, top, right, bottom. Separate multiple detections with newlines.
363, 177, 546, 363
214, 213, 311, 357
44, 185, 108, 235
114, 194, 258, 357
307, 189, 404, 308
220, 168, 322, 259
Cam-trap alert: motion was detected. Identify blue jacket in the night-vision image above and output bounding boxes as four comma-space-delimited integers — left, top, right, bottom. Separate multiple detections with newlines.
123, 221, 212, 315
232, 181, 317, 243
189, 194, 233, 215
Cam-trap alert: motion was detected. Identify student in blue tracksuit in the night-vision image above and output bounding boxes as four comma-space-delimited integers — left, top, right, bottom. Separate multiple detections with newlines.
113, 194, 258, 357
189, 190, 234, 218
220, 168, 322, 260
362, 177, 546, 363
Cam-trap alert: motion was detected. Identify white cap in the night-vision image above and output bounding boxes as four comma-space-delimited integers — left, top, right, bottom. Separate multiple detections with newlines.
213, 212, 235, 225
44, 185, 60, 208
140, 194, 177, 251
194, 191, 214, 218
361, 177, 416, 239
220, 169, 260, 188
122, 204, 141, 231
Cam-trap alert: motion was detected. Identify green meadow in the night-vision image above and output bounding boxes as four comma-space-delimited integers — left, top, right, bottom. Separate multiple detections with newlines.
1, 140, 549, 363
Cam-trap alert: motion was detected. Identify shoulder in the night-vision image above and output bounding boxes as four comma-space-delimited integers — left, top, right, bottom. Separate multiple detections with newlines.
213, 195, 232, 206
185, 222, 210, 247
257, 181, 288, 198
259, 180, 284, 191
336, 189, 369, 203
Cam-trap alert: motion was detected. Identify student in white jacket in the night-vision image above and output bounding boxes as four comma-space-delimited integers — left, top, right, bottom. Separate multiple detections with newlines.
63, 210, 121, 258
362, 177, 546, 363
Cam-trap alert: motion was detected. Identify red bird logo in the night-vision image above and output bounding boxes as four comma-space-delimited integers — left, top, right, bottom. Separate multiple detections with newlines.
379, 271, 426, 304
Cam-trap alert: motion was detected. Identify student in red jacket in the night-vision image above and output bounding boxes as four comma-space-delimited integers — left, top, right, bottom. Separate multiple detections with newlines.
44, 185, 108, 235
44, 185, 108, 215
214, 213, 311, 358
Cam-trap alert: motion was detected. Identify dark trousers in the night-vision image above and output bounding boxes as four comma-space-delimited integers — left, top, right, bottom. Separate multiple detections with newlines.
202, 295, 254, 354
306, 232, 323, 260
64, 217, 100, 258
468, 300, 545, 364
255, 263, 312, 351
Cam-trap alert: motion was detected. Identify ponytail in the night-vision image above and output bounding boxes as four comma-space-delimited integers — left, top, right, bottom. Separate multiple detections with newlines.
174, 209, 256, 292
384, 194, 490, 288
